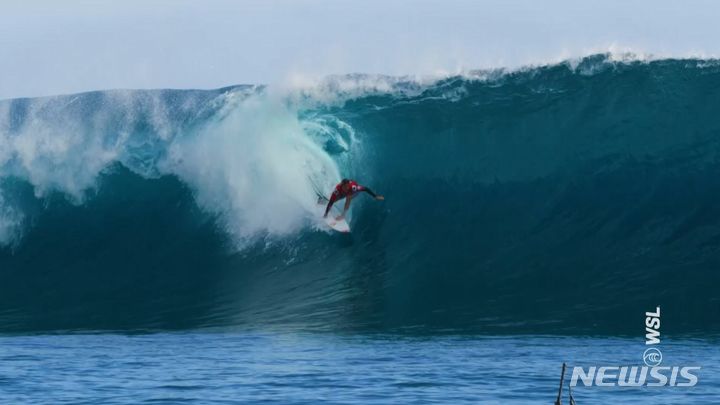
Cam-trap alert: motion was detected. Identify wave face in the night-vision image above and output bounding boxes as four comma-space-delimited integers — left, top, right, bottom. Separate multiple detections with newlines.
1, 55, 719, 334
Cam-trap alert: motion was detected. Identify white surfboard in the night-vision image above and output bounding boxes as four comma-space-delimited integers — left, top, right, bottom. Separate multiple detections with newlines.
325, 215, 350, 233
317, 201, 351, 233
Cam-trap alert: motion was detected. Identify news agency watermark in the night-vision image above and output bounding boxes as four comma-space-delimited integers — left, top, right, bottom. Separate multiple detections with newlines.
569, 306, 701, 388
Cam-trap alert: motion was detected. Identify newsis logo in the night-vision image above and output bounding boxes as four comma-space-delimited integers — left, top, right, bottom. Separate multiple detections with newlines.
569, 306, 701, 388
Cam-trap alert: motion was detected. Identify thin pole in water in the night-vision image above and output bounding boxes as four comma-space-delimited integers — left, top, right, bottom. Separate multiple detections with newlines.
555, 362, 566, 405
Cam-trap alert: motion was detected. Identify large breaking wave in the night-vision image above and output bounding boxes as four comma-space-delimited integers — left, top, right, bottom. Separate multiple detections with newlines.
1, 54, 719, 334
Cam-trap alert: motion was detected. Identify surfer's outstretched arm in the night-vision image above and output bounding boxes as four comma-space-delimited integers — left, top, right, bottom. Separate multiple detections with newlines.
360, 186, 384, 201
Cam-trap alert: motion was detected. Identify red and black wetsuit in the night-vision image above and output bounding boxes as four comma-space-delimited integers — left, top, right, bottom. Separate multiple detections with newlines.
324, 180, 377, 217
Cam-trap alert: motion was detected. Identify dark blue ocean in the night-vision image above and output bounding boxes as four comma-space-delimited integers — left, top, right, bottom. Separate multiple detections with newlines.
1, 55, 719, 403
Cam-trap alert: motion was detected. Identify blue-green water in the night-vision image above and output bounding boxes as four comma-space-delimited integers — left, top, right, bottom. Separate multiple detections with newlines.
2, 333, 718, 404
1, 55, 720, 403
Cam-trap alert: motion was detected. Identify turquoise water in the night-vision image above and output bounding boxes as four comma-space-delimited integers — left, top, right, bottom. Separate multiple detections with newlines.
2, 56, 719, 334
2, 333, 718, 404
1, 55, 720, 403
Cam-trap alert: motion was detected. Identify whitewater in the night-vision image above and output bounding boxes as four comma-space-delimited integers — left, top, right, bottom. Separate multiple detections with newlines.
1, 54, 719, 334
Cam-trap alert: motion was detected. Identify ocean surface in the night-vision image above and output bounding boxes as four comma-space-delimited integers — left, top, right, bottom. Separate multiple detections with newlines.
2, 333, 718, 404
1, 54, 719, 403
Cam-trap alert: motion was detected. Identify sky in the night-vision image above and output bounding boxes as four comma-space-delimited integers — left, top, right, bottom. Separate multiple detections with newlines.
1, 0, 719, 99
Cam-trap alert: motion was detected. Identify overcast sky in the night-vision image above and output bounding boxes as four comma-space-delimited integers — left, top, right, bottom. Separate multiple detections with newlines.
1, 0, 718, 99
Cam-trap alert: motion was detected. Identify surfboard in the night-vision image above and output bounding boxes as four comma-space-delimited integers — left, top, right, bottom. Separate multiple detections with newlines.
317, 199, 351, 233
325, 215, 350, 233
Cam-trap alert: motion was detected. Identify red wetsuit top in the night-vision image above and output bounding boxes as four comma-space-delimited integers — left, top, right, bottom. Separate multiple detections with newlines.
325, 180, 377, 216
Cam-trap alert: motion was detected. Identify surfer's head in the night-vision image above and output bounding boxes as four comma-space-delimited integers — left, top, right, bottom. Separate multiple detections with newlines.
340, 178, 351, 192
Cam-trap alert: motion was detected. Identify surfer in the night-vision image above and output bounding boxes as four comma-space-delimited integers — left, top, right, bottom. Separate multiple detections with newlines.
324, 179, 384, 220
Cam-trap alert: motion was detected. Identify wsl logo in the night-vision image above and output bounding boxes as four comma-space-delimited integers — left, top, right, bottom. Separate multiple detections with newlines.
643, 307, 662, 366
643, 348, 662, 367
570, 306, 701, 388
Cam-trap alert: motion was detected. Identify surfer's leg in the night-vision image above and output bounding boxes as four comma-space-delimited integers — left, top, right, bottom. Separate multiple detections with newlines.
324, 195, 344, 217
